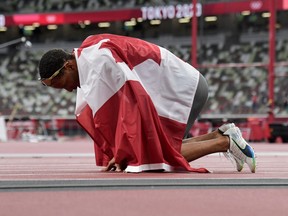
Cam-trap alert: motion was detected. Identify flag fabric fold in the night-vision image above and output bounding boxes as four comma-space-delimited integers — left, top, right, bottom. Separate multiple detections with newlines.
74, 34, 208, 173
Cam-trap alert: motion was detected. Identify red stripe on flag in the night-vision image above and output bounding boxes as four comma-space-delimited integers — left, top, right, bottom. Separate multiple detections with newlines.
76, 105, 112, 166
77, 34, 161, 70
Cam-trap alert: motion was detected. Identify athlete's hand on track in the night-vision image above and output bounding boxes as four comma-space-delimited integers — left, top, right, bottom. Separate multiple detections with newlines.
102, 157, 123, 172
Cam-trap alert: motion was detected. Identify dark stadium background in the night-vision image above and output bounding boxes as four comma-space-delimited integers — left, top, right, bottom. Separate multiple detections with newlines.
0, 0, 287, 142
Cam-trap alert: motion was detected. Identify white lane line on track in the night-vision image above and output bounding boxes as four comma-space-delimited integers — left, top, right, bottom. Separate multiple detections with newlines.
2, 152, 288, 158
204, 152, 288, 157
0, 153, 95, 158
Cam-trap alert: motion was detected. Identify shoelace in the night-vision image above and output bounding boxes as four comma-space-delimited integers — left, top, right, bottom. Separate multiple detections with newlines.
220, 151, 237, 168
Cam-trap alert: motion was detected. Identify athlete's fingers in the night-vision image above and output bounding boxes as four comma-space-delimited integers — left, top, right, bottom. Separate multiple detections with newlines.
115, 164, 122, 172
102, 158, 116, 172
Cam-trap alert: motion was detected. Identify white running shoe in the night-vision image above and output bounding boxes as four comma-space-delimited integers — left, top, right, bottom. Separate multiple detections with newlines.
218, 123, 235, 133
218, 123, 244, 172
222, 151, 244, 172
224, 127, 256, 173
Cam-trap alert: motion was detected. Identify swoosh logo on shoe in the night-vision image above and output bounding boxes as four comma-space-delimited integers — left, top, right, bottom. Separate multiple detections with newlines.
231, 138, 255, 158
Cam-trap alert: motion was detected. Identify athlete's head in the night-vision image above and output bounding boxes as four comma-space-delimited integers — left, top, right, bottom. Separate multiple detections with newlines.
38, 49, 79, 92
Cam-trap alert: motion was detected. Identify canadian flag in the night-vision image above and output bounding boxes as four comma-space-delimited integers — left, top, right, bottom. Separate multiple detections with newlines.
75, 34, 207, 173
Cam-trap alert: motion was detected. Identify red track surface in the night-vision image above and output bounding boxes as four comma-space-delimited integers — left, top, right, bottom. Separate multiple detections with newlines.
1, 138, 288, 216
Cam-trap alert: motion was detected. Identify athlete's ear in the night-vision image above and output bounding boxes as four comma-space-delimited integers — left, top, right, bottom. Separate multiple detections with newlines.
65, 59, 77, 70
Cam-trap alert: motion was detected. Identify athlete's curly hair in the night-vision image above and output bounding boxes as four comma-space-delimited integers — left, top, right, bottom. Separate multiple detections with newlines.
38, 49, 72, 79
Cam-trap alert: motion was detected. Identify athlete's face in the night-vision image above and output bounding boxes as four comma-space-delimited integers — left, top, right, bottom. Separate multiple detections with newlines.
48, 59, 80, 92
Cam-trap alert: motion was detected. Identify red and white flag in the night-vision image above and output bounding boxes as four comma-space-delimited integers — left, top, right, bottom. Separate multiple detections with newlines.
75, 34, 207, 173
